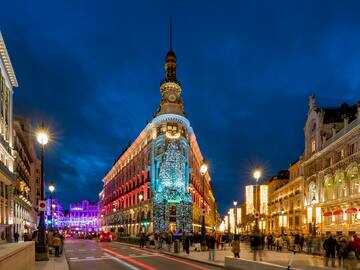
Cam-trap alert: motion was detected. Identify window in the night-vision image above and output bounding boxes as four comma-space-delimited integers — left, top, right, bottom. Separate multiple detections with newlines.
349, 143, 356, 155
311, 140, 316, 153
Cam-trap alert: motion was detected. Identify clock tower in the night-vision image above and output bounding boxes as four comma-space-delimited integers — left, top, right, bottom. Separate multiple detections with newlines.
155, 21, 185, 117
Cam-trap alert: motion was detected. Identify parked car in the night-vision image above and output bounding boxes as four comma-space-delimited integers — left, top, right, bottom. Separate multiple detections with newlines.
100, 232, 112, 242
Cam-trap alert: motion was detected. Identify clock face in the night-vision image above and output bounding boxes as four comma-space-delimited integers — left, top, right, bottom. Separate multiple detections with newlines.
168, 94, 176, 102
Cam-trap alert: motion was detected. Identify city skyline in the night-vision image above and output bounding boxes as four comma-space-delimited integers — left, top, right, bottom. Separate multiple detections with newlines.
2, 1, 360, 215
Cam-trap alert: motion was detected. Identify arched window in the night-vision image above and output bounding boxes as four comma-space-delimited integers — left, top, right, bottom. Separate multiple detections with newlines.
334, 172, 345, 199
324, 176, 333, 201
348, 166, 360, 195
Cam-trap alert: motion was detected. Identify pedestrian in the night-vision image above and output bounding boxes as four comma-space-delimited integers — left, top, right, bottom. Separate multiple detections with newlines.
275, 235, 283, 252
231, 235, 240, 258
183, 232, 190, 255
299, 234, 304, 253
267, 234, 273, 250
59, 233, 65, 254
14, 231, 19, 242
323, 234, 338, 267
140, 233, 146, 248
337, 237, 350, 267
207, 234, 216, 261
52, 233, 61, 257
250, 229, 262, 261
352, 233, 360, 259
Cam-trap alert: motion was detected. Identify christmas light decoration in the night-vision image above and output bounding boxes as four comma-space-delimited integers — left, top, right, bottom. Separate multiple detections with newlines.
153, 139, 192, 232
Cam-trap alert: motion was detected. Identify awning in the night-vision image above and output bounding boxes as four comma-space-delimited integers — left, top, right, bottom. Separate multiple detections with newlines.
345, 208, 358, 214
333, 210, 343, 216
323, 211, 333, 217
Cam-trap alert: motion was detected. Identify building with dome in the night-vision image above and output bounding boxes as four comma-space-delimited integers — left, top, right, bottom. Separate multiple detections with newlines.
99, 39, 220, 235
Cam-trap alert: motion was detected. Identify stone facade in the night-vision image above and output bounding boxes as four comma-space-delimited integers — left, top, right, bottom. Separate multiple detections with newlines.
267, 162, 305, 235
303, 96, 360, 236
0, 32, 17, 242
13, 116, 39, 240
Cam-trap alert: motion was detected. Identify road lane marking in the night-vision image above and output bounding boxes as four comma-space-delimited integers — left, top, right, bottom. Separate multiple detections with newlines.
102, 248, 156, 270
131, 247, 211, 270
69, 257, 111, 262
103, 253, 140, 270
69, 257, 79, 260
85, 256, 95, 259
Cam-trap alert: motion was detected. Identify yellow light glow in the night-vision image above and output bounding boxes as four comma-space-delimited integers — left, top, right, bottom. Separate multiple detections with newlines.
37, 130, 49, 145
165, 131, 180, 139
246, 185, 254, 215
233, 201, 237, 206
48, 183, 55, 193
307, 206, 313, 222
253, 167, 261, 181
200, 163, 208, 175
138, 194, 143, 201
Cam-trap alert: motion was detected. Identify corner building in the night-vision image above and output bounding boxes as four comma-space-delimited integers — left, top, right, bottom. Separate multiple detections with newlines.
100, 48, 219, 235
303, 96, 360, 236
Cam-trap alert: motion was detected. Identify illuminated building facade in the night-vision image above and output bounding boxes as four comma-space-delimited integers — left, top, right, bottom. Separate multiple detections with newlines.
303, 96, 360, 236
45, 198, 64, 229
67, 200, 99, 232
99, 43, 219, 235
0, 32, 17, 242
13, 116, 39, 239
267, 162, 305, 235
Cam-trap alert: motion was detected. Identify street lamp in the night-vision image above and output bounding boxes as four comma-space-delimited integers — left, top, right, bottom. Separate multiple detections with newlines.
200, 161, 208, 251
233, 201, 238, 235
35, 123, 49, 261
253, 167, 261, 229
138, 193, 143, 233
48, 183, 55, 230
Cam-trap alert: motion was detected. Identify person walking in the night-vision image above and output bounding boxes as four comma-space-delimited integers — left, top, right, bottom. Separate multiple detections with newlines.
250, 229, 262, 261
52, 233, 61, 257
337, 237, 350, 267
352, 233, 360, 259
140, 233, 146, 248
231, 235, 241, 258
299, 234, 304, 253
14, 232, 19, 242
323, 234, 338, 267
208, 234, 216, 261
183, 232, 190, 255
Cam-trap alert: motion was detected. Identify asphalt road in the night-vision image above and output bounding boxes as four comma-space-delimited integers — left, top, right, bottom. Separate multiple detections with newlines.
64, 239, 223, 270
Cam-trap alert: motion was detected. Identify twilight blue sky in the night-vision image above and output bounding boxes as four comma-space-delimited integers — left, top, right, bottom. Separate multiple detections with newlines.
1, 0, 360, 214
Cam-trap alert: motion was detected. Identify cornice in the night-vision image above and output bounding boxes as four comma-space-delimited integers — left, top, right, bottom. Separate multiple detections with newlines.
0, 32, 18, 87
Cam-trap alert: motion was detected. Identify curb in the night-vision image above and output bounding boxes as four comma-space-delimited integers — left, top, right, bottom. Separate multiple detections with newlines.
160, 250, 226, 269
114, 241, 226, 268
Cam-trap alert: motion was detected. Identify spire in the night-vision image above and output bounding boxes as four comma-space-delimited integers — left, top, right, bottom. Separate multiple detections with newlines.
165, 17, 177, 83
155, 18, 185, 118
169, 17, 173, 51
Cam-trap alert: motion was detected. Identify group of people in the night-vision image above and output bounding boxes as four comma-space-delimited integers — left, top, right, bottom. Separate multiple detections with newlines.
322, 233, 360, 267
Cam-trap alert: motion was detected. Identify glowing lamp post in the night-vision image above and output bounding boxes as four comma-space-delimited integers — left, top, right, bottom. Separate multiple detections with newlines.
253, 167, 261, 230
35, 124, 49, 261
233, 201, 238, 234
48, 183, 55, 230
200, 161, 208, 250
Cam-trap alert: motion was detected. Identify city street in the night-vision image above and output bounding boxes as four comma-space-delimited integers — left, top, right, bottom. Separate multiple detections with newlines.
64, 239, 223, 270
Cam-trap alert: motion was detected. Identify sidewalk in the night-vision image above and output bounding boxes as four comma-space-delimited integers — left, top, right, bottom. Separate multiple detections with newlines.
34, 251, 69, 270
144, 242, 340, 270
